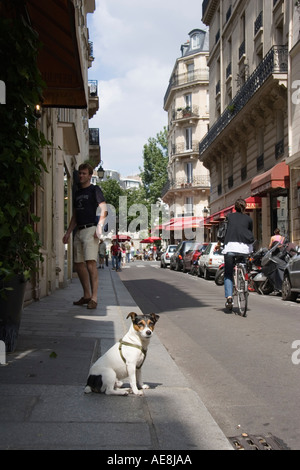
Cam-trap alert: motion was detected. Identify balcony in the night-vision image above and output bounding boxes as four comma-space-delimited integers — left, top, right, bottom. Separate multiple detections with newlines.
161, 175, 210, 199
171, 106, 200, 125
171, 141, 200, 159
89, 128, 101, 167
88, 79, 99, 119
164, 68, 209, 107
199, 45, 288, 157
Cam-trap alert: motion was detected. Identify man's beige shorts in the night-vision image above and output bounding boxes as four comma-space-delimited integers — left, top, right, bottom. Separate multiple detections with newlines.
74, 226, 99, 263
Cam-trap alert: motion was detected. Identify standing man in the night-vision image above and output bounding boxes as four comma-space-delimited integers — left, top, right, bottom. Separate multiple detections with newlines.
63, 163, 107, 309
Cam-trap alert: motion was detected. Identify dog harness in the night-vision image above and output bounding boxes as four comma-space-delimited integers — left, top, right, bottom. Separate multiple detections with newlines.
118, 340, 147, 369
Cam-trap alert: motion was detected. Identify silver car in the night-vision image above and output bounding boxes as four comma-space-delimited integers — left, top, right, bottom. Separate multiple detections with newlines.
198, 242, 224, 279
160, 245, 177, 268
282, 246, 300, 301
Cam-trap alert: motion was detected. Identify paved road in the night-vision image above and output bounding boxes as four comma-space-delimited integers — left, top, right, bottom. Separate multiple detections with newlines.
119, 260, 300, 450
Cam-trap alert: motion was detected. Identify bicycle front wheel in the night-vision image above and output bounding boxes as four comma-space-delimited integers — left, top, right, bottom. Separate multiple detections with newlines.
236, 265, 248, 317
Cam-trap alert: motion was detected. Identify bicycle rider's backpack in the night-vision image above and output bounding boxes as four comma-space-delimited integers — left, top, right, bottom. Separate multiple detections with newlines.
217, 218, 228, 243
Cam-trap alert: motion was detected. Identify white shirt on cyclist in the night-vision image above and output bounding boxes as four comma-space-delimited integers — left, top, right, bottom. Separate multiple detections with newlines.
222, 241, 253, 255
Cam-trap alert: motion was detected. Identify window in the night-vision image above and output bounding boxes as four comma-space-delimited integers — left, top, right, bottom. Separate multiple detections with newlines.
191, 33, 200, 49
185, 127, 193, 150
187, 63, 194, 82
186, 162, 193, 183
185, 93, 192, 109
185, 197, 193, 216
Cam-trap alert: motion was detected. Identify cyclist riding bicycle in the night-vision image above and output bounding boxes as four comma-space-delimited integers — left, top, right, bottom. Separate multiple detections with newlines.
215, 198, 254, 311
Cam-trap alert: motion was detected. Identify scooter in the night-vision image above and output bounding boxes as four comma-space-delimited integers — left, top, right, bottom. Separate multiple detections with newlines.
252, 240, 296, 294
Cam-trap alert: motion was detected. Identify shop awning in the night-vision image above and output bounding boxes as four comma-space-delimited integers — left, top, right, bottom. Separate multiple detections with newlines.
163, 216, 203, 231
204, 196, 262, 226
251, 162, 289, 196
26, 0, 87, 108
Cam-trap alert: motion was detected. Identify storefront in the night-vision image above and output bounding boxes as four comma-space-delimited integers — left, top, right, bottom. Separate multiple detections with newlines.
251, 161, 290, 244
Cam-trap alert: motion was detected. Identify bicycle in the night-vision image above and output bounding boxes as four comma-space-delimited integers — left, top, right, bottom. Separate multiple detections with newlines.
232, 254, 251, 317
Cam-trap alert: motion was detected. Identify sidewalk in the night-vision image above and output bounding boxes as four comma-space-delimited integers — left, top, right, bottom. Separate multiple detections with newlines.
0, 265, 233, 450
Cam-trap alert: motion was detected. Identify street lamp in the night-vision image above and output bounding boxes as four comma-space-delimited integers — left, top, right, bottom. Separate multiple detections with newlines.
97, 161, 105, 180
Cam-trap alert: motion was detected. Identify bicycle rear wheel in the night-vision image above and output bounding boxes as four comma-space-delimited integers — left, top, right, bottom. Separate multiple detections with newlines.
236, 265, 248, 317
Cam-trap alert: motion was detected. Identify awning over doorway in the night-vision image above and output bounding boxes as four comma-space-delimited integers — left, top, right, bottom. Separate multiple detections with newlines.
26, 0, 87, 108
163, 216, 203, 231
204, 196, 262, 226
251, 162, 289, 196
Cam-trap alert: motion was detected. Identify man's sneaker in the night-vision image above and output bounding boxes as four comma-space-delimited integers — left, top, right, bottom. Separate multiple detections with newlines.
225, 297, 233, 310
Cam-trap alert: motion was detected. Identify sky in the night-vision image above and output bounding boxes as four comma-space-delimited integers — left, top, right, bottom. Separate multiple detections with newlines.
87, 0, 206, 177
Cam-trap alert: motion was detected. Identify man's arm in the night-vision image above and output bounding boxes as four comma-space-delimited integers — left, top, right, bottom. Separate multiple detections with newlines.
63, 213, 77, 244
95, 201, 108, 238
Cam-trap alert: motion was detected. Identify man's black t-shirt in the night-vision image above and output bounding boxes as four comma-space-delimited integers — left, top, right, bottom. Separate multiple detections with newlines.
74, 185, 106, 226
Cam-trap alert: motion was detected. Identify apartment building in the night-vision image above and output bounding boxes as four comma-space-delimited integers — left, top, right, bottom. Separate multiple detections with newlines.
287, 3, 300, 243
200, 0, 290, 247
162, 29, 210, 241
23, 0, 100, 301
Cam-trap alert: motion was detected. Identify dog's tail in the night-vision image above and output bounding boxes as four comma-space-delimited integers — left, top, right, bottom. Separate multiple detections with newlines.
84, 374, 103, 394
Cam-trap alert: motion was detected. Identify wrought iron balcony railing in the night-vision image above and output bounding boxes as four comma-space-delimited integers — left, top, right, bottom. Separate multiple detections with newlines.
161, 175, 211, 198
172, 106, 199, 121
164, 68, 209, 106
171, 141, 200, 157
199, 45, 288, 157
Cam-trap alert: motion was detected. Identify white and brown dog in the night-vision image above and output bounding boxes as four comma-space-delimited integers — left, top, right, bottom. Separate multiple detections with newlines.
84, 312, 159, 396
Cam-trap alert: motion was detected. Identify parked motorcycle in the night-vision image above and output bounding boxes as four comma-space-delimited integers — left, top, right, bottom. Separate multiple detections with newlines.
252, 240, 297, 295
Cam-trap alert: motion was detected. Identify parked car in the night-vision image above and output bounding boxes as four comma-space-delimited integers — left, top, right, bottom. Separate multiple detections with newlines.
170, 241, 197, 271
282, 246, 300, 301
182, 243, 208, 274
198, 242, 224, 279
160, 245, 177, 268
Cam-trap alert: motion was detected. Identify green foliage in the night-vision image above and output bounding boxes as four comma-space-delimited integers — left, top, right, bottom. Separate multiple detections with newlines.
0, 6, 49, 284
140, 127, 168, 204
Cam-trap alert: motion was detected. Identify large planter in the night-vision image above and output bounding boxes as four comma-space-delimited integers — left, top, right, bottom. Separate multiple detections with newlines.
0, 274, 27, 353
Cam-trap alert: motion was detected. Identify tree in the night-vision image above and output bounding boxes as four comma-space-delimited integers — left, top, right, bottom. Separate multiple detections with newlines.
140, 128, 168, 205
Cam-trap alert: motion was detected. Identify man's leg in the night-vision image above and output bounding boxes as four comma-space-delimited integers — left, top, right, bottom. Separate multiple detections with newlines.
75, 262, 92, 299
86, 260, 98, 302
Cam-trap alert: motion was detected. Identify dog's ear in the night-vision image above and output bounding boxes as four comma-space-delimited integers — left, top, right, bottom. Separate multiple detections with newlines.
149, 313, 159, 323
127, 312, 137, 321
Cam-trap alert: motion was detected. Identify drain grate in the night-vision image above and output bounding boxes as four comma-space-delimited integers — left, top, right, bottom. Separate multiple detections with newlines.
229, 433, 289, 450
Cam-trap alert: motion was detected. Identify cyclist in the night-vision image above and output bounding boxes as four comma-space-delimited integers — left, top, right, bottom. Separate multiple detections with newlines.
215, 198, 254, 311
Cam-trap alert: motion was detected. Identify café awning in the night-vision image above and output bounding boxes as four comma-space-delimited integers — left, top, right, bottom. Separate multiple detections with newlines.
251, 162, 289, 196
26, 0, 87, 108
163, 216, 203, 231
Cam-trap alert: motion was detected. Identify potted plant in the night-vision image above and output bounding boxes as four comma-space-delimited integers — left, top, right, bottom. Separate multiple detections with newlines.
0, 3, 48, 352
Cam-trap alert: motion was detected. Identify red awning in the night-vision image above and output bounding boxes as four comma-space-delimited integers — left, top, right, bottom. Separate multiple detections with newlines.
251, 162, 289, 196
163, 216, 203, 231
204, 196, 262, 226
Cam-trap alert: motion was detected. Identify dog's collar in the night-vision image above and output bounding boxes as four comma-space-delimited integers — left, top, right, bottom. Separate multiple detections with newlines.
119, 339, 147, 369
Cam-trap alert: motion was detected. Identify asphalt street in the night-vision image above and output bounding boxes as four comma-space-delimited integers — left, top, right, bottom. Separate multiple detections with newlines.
119, 259, 300, 450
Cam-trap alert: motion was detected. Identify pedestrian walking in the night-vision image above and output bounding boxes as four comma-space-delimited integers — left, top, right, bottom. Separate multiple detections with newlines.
98, 239, 106, 269
269, 228, 285, 248
63, 163, 107, 309
111, 239, 121, 271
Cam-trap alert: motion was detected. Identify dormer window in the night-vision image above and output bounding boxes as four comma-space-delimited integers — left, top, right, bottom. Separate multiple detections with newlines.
191, 33, 200, 49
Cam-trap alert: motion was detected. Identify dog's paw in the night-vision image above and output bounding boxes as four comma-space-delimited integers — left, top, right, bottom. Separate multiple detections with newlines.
84, 385, 92, 394
141, 384, 150, 390
115, 380, 123, 388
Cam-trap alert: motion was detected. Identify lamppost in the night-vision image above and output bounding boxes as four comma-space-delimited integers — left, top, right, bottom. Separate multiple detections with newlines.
97, 160, 105, 180
203, 206, 209, 242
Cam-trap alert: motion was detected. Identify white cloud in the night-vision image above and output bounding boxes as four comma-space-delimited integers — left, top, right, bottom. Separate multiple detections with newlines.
88, 0, 206, 176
